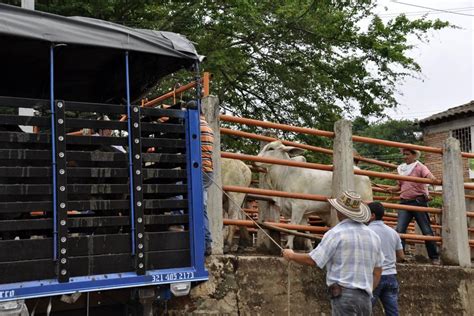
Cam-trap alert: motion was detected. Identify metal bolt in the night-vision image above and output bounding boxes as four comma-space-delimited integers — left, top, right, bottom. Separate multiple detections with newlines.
136, 186, 141, 191
61, 237, 66, 243
58, 136, 64, 141
138, 263, 144, 269
137, 217, 143, 223
60, 186, 65, 191
134, 138, 139, 144
61, 269, 67, 275
60, 203, 66, 208
138, 243, 143, 249
59, 169, 65, 175
61, 258, 67, 264
59, 152, 64, 158
133, 123, 139, 128
61, 248, 67, 254
135, 154, 140, 160
58, 118, 64, 125
138, 233, 143, 239
138, 253, 144, 258
60, 220, 66, 226
57, 102, 63, 108
133, 107, 139, 113
136, 170, 141, 175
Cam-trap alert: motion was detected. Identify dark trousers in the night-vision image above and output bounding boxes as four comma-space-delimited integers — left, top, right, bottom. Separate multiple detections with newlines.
331, 288, 371, 316
372, 274, 399, 316
396, 198, 439, 260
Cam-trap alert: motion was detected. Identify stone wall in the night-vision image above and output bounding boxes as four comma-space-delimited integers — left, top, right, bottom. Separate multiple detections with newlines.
166, 255, 474, 315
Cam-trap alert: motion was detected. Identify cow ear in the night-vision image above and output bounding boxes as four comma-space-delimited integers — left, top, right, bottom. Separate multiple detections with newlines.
283, 146, 305, 157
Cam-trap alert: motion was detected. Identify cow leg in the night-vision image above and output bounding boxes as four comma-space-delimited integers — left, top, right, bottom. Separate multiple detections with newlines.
224, 192, 246, 252
298, 216, 314, 251
287, 204, 304, 249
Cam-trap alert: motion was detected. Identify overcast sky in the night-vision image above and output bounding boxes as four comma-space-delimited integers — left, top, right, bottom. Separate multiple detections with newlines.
375, 0, 473, 121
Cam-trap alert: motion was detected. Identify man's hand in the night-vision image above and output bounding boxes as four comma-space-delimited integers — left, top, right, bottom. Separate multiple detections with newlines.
282, 249, 294, 261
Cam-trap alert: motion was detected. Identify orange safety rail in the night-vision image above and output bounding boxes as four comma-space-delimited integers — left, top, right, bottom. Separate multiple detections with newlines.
223, 219, 457, 245
220, 127, 397, 169
221, 152, 442, 186
220, 114, 474, 159
223, 185, 442, 214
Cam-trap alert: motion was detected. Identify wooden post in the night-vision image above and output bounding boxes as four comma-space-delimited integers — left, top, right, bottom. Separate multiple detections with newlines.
202, 96, 223, 255
331, 120, 355, 220
256, 132, 281, 255
441, 137, 470, 267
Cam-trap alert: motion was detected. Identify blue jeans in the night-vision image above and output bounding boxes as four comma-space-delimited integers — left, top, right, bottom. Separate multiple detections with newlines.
202, 171, 214, 249
331, 288, 371, 316
396, 198, 439, 260
372, 274, 399, 316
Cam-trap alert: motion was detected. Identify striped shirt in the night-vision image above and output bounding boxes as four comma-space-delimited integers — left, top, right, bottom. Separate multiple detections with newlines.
310, 219, 384, 296
200, 115, 214, 173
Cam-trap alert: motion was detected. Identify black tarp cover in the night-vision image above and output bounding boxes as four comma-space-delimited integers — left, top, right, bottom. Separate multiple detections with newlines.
0, 4, 200, 103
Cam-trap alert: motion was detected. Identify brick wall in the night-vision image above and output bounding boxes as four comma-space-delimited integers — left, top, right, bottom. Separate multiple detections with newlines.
423, 130, 470, 180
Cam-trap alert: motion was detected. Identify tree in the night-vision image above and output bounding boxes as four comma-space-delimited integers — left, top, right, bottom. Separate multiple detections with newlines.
4, 0, 449, 154
353, 116, 422, 166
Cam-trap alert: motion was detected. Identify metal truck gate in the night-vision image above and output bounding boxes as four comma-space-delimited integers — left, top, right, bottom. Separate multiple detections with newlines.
0, 92, 208, 300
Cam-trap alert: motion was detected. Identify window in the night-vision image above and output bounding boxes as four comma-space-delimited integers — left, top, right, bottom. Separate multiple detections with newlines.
451, 127, 472, 152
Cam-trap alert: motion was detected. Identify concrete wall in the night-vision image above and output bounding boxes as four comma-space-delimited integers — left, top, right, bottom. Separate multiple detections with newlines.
165, 255, 474, 315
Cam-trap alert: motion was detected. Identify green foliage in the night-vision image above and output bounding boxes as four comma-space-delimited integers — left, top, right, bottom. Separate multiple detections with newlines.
353, 117, 422, 167
6, 0, 451, 155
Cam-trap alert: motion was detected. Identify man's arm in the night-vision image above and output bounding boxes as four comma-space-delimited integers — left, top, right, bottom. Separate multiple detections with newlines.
396, 249, 405, 262
386, 184, 400, 193
373, 267, 382, 290
282, 249, 316, 266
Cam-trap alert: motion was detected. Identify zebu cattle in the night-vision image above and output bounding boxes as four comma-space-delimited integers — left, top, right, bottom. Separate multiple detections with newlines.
256, 141, 373, 250
221, 158, 252, 252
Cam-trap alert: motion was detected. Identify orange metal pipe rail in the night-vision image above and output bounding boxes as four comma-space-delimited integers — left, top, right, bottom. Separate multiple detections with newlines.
221, 152, 442, 186
223, 219, 445, 242
143, 81, 197, 108
223, 185, 442, 214
220, 115, 474, 159
220, 127, 397, 169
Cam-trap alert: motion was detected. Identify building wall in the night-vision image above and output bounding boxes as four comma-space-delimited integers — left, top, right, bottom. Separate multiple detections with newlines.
423, 125, 472, 181
423, 130, 449, 179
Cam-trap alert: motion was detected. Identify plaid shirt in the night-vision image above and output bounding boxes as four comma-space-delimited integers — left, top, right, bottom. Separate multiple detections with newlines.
310, 219, 384, 296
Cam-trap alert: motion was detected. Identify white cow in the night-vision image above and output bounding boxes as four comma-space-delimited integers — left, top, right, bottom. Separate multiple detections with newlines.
256, 141, 373, 250
221, 158, 252, 252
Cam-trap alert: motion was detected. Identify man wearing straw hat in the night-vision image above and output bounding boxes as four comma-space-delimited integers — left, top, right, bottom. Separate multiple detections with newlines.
386, 148, 440, 265
283, 190, 384, 316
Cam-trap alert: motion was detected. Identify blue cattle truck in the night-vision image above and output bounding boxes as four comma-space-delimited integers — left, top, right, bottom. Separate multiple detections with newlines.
0, 4, 208, 315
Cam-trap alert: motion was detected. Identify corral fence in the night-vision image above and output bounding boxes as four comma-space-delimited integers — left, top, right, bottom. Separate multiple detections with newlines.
200, 94, 472, 267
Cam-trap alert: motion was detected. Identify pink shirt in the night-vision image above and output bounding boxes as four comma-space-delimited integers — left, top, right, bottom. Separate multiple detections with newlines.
399, 163, 433, 200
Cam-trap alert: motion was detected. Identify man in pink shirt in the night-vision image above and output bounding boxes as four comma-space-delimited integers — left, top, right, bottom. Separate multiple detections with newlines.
387, 148, 440, 265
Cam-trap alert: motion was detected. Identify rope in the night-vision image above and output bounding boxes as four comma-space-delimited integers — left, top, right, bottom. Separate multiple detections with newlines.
202, 172, 291, 314
203, 172, 283, 251
287, 261, 291, 316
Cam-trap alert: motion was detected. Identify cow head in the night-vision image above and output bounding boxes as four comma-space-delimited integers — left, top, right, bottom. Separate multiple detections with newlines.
255, 141, 305, 168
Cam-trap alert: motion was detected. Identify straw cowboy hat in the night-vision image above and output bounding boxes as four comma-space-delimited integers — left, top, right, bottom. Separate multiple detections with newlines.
328, 190, 371, 223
